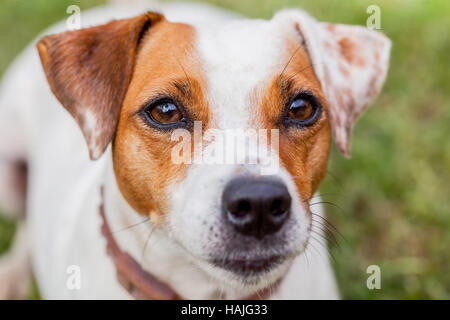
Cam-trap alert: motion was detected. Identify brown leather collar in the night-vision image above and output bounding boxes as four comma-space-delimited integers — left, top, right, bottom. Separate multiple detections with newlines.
99, 187, 279, 300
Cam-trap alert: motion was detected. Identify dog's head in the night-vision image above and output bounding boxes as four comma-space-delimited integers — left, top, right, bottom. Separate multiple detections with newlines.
37, 9, 390, 291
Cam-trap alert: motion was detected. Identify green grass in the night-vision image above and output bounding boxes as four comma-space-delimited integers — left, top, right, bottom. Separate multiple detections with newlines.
1, 0, 449, 299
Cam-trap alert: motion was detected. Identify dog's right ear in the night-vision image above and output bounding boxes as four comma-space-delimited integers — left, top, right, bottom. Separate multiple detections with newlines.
275, 10, 391, 157
37, 12, 164, 160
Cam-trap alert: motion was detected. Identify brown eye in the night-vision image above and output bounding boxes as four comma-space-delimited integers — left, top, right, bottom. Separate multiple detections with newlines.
285, 95, 321, 127
149, 101, 182, 124
287, 98, 313, 121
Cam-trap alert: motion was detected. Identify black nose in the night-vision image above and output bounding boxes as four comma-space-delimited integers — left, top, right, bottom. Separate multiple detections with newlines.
222, 177, 291, 239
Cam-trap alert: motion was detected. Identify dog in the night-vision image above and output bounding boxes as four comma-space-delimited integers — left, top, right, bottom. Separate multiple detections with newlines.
0, 1, 390, 299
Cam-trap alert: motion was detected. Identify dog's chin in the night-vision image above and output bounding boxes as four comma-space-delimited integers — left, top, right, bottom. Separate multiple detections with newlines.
194, 253, 296, 293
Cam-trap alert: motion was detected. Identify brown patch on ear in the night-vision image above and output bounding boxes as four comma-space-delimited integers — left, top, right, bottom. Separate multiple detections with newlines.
338, 37, 366, 67
36, 12, 164, 160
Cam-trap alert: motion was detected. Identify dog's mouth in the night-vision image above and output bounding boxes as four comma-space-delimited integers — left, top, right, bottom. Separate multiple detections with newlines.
211, 255, 284, 276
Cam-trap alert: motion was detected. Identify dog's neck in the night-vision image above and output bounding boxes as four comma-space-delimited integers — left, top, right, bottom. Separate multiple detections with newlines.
101, 156, 264, 299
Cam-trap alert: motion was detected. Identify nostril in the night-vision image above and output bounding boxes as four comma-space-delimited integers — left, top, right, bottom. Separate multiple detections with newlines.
269, 198, 283, 216
269, 197, 290, 217
229, 199, 252, 218
235, 200, 251, 217
227, 198, 254, 228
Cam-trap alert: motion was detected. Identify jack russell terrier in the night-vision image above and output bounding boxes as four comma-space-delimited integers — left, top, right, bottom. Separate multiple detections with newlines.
0, 1, 390, 299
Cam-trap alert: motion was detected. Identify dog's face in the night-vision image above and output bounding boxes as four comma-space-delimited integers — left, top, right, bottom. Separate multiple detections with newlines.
113, 17, 330, 288
37, 10, 390, 291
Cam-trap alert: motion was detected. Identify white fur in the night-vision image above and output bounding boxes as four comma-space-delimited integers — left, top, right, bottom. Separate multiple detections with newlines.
0, 2, 339, 299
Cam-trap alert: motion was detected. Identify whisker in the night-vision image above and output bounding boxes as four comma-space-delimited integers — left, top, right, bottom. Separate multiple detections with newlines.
305, 236, 326, 264
279, 44, 303, 77
177, 58, 192, 88
325, 170, 343, 190
303, 242, 311, 269
312, 213, 339, 235
306, 192, 345, 202
309, 201, 346, 214
285, 61, 326, 82
312, 213, 348, 246
310, 234, 337, 265
108, 218, 150, 235
311, 218, 340, 249
311, 229, 331, 245
141, 226, 155, 264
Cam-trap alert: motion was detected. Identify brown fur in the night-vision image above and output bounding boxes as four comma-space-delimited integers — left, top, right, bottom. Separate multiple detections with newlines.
37, 12, 164, 159
37, 12, 209, 220
113, 21, 209, 219
255, 43, 330, 204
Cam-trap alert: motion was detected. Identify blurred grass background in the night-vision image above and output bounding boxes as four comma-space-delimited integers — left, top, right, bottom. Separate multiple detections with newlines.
0, 0, 449, 299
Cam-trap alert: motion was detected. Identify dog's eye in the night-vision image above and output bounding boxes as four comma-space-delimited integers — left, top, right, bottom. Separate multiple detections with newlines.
285, 95, 321, 126
150, 102, 182, 124
144, 100, 183, 126
288, 98, 313, 121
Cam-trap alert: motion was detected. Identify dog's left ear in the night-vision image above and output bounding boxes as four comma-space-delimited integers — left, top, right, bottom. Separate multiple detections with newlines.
277, 10, 391, 157
37, 12, 164, 160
